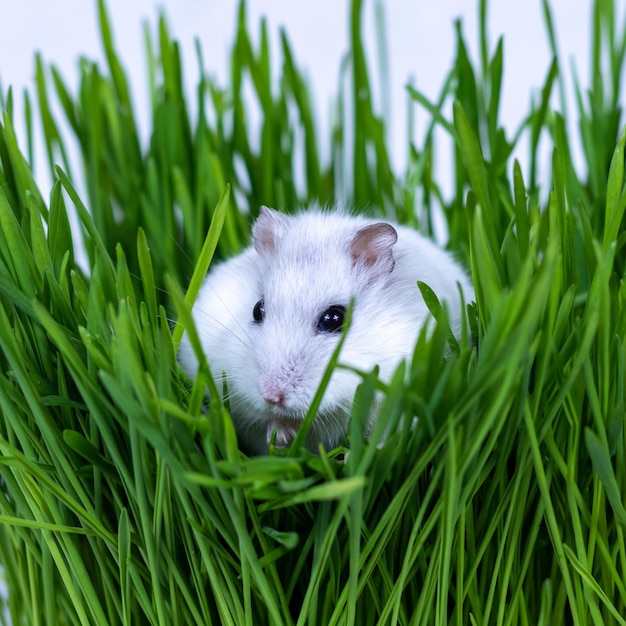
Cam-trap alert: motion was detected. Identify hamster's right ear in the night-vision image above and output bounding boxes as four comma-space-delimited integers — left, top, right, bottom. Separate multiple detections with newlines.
253, 206, 287, 256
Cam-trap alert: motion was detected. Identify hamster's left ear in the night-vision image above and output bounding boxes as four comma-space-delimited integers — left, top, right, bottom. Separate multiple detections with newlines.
349, 222, 398, 277
253, 206, 287, 256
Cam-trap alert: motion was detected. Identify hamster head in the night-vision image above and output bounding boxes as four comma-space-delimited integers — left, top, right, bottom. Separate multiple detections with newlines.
227, 206, 404, 454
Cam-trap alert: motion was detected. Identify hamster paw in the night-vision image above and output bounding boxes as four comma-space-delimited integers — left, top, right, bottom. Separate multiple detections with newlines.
266, 417, 300, 448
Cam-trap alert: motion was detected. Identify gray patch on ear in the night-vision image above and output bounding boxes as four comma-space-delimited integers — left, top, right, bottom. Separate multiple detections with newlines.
349, 222, 398, 275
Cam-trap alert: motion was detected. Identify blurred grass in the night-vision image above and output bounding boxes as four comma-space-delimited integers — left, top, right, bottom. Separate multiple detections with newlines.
0, 0, 625, 624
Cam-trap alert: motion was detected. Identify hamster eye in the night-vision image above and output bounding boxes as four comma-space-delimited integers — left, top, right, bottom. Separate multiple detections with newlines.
253, 299, 265, 323
317, 305, 346, 333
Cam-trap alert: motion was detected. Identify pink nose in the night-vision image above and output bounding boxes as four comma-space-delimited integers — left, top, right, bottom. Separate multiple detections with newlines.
263, 389, 286, 406
261, 382, 287, 406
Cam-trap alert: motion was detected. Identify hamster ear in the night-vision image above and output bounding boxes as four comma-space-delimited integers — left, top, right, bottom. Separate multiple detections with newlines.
253, 206, 287, 256
349, 222, 398, 276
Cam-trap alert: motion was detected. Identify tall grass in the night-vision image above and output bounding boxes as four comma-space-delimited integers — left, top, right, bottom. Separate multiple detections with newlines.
0, 0, 625, 623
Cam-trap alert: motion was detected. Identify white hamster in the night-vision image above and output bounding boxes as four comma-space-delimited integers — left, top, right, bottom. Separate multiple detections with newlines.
178, 206, 474, 454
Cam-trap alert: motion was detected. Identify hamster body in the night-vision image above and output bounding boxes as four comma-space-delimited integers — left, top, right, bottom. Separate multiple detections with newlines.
178, 206, 474, 454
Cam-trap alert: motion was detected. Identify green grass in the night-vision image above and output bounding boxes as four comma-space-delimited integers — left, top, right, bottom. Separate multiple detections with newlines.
0, 0, 625, 623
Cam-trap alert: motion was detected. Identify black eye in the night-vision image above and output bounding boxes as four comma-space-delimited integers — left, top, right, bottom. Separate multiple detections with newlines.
253, 299, 265, 323
317, 305, 346, 333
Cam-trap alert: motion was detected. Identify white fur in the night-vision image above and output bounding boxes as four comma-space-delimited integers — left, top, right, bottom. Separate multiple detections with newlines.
178, 207, 474, 454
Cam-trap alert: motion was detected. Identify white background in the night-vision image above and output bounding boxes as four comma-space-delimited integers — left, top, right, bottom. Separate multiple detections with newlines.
0, 0, 598, 196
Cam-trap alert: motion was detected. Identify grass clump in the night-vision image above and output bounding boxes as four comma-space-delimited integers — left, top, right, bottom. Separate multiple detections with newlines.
0, 0, 625, 624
